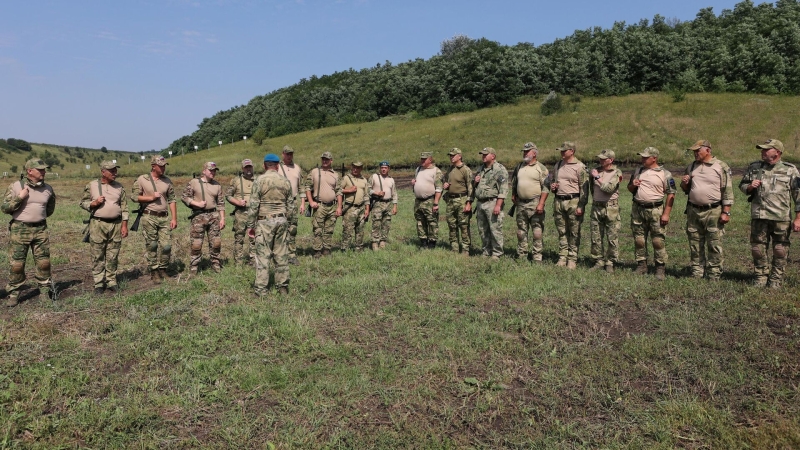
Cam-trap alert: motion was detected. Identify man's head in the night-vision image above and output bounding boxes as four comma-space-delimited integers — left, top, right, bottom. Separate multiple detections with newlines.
24, 158, 49, 183
379, 161, 390, 176
150, 155, 168, 176
420, 152, 433, 169
202, 161, 219, 180
522, 142, 538, 162
557, 141, 576, 161
100, 160, 120, 182
241, 159, 254, 177
756, 139, 784, 164
479, 147, 496, 165
638, 147, 659, 168
264, 153, 280, 170
351, 161, 363, 177
283, 145, 295, 163
448, 148, 462, 164
320, 151, 333, 168
688, 140, 712, 163
596, 149, 615, 168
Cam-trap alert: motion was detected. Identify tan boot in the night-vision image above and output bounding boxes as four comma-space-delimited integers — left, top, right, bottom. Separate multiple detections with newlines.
566, 260, 577, 270
590, 260, 604, 270
277, 286, 289, 296
605, 263, 615, 274
372, 243, 379, 251
151, 270, 162, 284
379, 241, 386, 249
159, 269, 169, 280
556, 258, 567, 267
635, 261, 648, 275
5, 292, 19, 308
655, 264, 666, 281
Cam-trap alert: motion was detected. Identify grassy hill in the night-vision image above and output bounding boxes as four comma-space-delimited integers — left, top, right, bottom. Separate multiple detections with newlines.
161, 92, 800, 177
0, 143, 150, 180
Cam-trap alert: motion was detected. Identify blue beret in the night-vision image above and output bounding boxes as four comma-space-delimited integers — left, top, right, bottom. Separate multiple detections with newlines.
379, 161, 390, 167
264, 154, 280, 162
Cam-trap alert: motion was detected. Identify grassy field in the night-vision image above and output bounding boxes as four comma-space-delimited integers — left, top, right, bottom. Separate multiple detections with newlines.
0, 172, 798, 448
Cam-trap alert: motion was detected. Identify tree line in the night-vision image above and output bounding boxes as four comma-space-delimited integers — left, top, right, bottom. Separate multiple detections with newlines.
165, 0, 800, 155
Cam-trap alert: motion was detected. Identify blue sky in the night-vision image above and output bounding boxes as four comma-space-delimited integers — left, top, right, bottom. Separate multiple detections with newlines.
1, 0, 742, 152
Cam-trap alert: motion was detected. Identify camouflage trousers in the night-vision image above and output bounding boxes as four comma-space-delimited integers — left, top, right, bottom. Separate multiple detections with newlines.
88, 218, 122, 288
286, 198, 299, 259
631, 202, 667, 265
341, 203, 367, 250
141, 214, 172, 271
445, 195, 471, 252
189, 211, 221, 270
312, 202, 338, 251
515, 197, 545, 260
253, 216, 289, 295
554, 197, 583, 262
686, 205, 725, 279
4, 221, 51, 295
476, 199, 504, 257
414, 197, 439, 243
232, 208, 255, 264
750, 219, 791, 286
371, 200, 393, 244
590, 200, 621, 265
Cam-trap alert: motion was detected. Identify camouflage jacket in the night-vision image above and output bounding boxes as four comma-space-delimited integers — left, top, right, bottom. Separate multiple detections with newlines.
739, 159, 800, 222
225, 175, 254, 208
474, 162, 509, 201
246, 171, 292, 229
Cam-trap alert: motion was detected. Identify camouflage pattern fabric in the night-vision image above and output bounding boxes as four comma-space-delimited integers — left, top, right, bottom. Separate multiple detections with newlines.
88, 219, 122, 288
189, 212, 221, 270
232, 208, 255, 264
253, 216, 289, 295
370, 200, 393, 244
589, 201, 621, 266
286, 197, 299, 259
686, 206, 724, 279
4, 222, 51, 296
554, 197, 584, 262
414, 198, 439, 243
445, 195, 471, 252
749, 219, 791, 286
515, 198, 546, 260
312, 203, 338, 251
631, 203, 668, 265
341, 204, 367, 250
141, 214, 172, 271
476, 199, 504, 257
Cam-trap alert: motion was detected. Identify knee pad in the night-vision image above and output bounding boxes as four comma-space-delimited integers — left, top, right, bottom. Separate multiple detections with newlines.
751, 245, 763, 260
516, 229, 526, 240
10, 261, 24, 275
652, 237, 665, 250
36, 259, 51, 272
774, 244, 787, 259
533, 229, 542, 240
147, 241, 159, 252
211, 237, 222, 252
191, 240, 203, 252
289, 225, 297, 237
161, 244, 172, 255
634, 236, 646, 249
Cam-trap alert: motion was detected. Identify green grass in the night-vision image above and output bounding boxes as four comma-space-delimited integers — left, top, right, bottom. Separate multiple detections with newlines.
0, 177, 799, 448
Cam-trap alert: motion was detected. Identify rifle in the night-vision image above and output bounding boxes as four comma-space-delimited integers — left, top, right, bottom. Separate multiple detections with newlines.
747, 164, 764, 203
82, 179, 101, 243
305, 164, 319, 217
229, 171, 244, 217
683, 161, 698, 214
129, 203, 145, 232
187, 173, 204, 220
508, 162, 523, 218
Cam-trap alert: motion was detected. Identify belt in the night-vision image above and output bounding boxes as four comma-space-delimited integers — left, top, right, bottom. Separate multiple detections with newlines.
373, 198, 391, 202
634, 200, 663, 208
416, 194, 435, 201
143, 210, 168, 217
689, 201, 722, 211
517, 196, 540, 204
319, 201, 335, 206
593, 199, 619, 207
10, 220, 46, 227
477, 197, 497, 202
92, 216, 122, 223
258, 213, 286, 220
447, 193, 467, 198
556, 193, 580, 200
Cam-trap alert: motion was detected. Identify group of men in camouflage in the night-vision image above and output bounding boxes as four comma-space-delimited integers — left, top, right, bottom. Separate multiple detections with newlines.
1, 137, 798, 306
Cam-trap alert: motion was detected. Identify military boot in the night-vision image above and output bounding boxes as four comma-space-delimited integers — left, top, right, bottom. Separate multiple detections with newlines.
277, 286, 289, 296
566, 260, 577, 270
427, 240, 437, 249
151, 269, 163, 284
159, 269, 169, 280
556, 258, 567, 267
635, 261, 648, 275
605, 262, 615, 274
379, 241, 386, 249
313, 251, 322, 259
419, 238, 428, 249
371, 242, 379, 251
655, 264, 666, 281
288, 257, 300, 265
590, 260, 604, 270
39, 288, 54, 302
5, 292, 19, 308
322, 249, 331, 257
752, 276, 767, 287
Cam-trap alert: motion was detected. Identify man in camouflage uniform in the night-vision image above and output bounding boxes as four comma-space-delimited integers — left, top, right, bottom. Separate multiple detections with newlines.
1, 158, 56, 307
473, 147, 509, 260
132, 155, 178, 283
305, 152, 341, 258
247, 154, 292, 296
739, 139, 800, 288
182, 162, 225, 275
80, 161, 129, 294
369, 161, 398, 250
337, 161, 371, 251
589, 150, 623, 273
279, 146, 305, 265
680, 140, 733, 281
510, 142, 549, 262
550, 141, 589, 269
411, 152, 443, 248
226, 159, 255, 266
443, 148, 473, 254
627, 147, 676, 280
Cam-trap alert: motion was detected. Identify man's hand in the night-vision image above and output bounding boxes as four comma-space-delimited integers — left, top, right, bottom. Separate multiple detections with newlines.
660, 213, 670, 227
576, 207, 583, 217
391, 205, 398, 215
219, 217, 225, 230
121, 223, 128, 238
336, 207, 342, 217
442, 182, 450, 190
749, 180, 762, 191
633, 179, 642, 187
195, 200, 207, 209
591, 169, 599, 178
170, 218, 178, 230
18, 186, 29, 200
92, 196, 106, 208
247, 228, 256, 239
719, 212, 731, 225
464, 202, 472, 213
493, 204, 501, 215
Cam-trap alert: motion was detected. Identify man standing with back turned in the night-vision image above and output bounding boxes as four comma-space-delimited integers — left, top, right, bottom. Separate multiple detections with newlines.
740, 139, 800, 288
680, 140, 733, 281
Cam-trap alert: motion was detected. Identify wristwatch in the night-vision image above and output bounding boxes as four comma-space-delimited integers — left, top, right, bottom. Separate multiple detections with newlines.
721, 211, 731, 216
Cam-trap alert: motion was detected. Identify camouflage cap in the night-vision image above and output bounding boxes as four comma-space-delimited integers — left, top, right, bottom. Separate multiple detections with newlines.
264, 154, 280, 163
24, 158, 49, 170
282, 145, 294, 154
596, 149, 615, 160
479, 147, 496, 155
151, 155, 168, 166
556, 141, 577, 152
241, 159, 253, 167
638, 147, 660, 158
420, 152, 433, 159
321, 151, 333, 159
100, 160, 120, 170
522, 142, 538, 152
688, 140, 711, 151
203, 162, 218, 171
448, 148, 462, 156
756, 139, 784, 153
352, 161, 364, 167
379, 161, 390, 167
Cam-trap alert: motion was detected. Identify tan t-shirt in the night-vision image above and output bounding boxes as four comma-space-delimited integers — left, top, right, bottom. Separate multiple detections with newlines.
133, 174, 176, 213
280, 162, 304, 198
633, 166, 675, 203
86, 180, 128, 220
9, 181, 55, 223
370, 173, 398, 203
554, 160, 586, 195
592, 167, 622, 203
687, 159, 732, 206
413, 166, 442, 199
516, 163, 549, 200
183, 178, 224, 211
306, 168, 339, 203
340, 174, 370, 205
